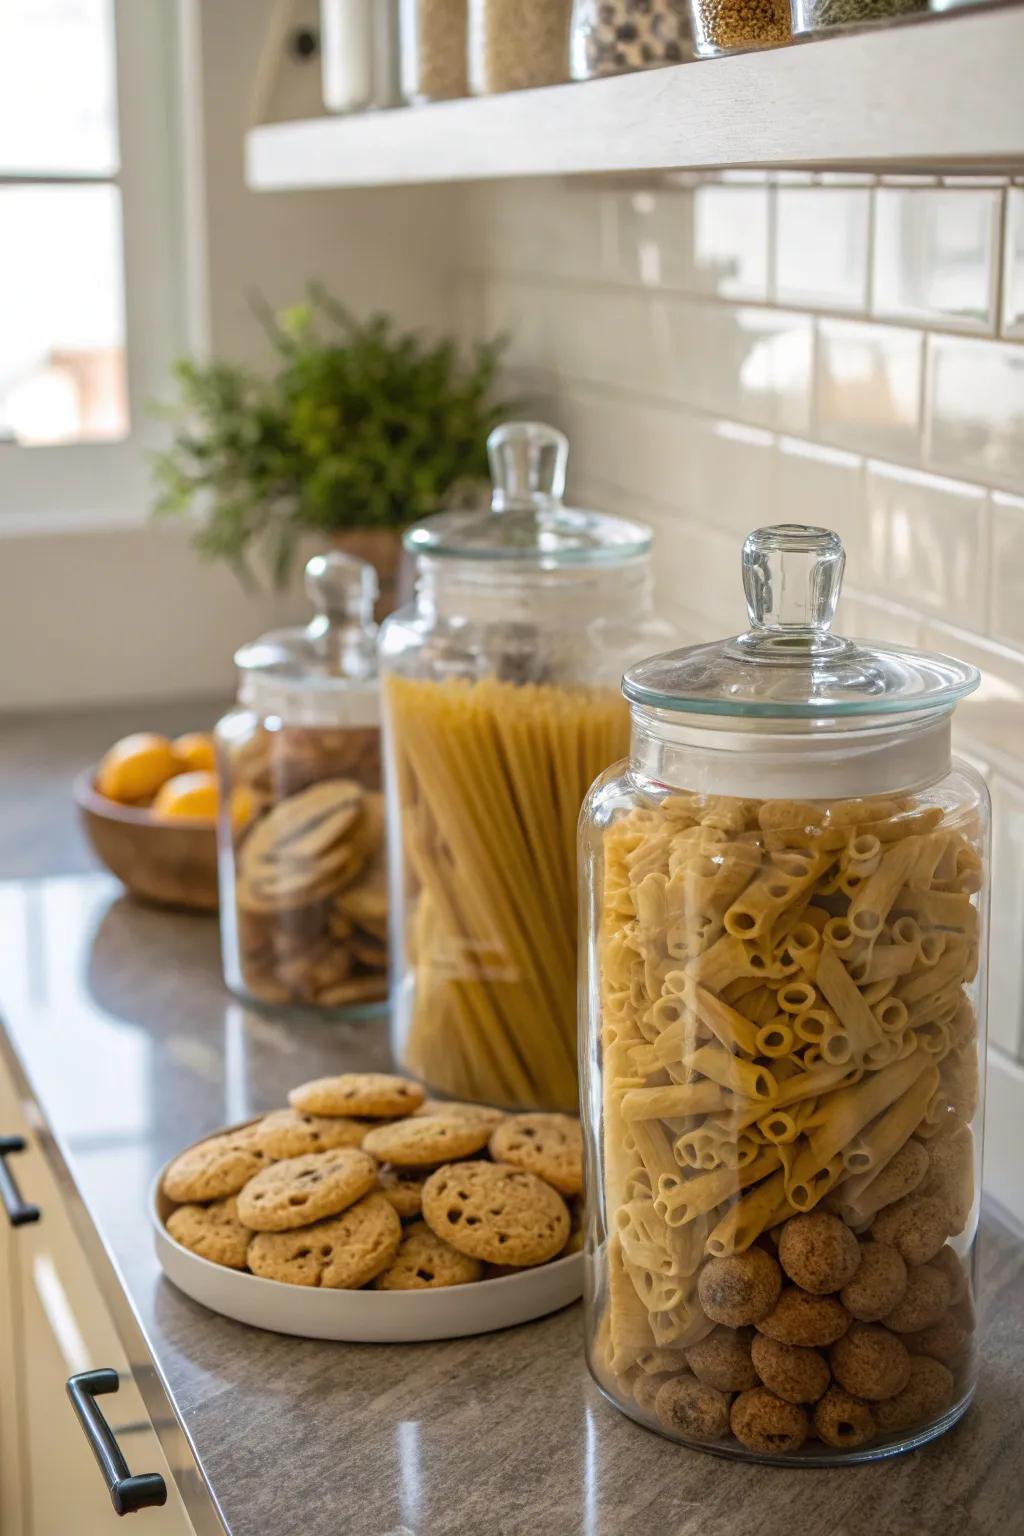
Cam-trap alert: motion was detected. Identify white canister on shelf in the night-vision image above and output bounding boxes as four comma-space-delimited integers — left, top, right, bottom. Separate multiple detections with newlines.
320, 0, 400, 112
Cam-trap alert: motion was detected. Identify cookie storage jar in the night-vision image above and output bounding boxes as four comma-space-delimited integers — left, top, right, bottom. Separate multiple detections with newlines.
216, 552, 389, 1017
579, 524, 987, 1463
379, 420, 670, 1113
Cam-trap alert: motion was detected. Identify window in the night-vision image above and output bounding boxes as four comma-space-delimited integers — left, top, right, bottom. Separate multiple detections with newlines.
0, 0, 190, 521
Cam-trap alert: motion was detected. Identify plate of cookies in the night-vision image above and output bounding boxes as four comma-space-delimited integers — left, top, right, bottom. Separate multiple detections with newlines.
151, 1072, 584, 1342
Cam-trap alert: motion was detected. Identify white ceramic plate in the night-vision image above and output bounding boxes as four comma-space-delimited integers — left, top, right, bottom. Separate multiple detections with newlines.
150, 1146, 583, 1343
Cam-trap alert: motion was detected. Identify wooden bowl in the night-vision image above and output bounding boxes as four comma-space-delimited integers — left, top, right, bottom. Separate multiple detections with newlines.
74, 768, 220, 912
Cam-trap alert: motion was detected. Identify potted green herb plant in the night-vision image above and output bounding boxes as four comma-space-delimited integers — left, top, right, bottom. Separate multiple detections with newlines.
152, 284, 513, 618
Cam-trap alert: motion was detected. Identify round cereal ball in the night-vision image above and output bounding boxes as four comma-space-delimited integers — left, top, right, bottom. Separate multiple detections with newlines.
929, 1244, 968, 1305
840, 1242, 907, 1322
750, 1333, 831, 1404
756, 1287, 851, 1348
882, 1264, 951, 1334
813, 1385, 876, 1449
697, 1249, 782, 1328
685, 1326, 759, 1392
830, 1324, 911, 1401
654, 1375, 730, 1443
873, 1356, 955, 1436
860, 1139, 929, 1215
730, 1387, 809, 1456
871, 1195, 949, 1267
902, 1312, 970, 1369
778, 1212, 861, 1295
637, 1347, 690, 1376
633, 1370, 683, 1417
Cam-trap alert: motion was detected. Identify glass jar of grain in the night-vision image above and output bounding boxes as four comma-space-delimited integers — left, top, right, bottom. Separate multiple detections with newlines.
790, 0, 926, 34
687, 0, 790, 54
581, 524, 986, 1462
469, 0, 573, 93
400, 0, 469, 101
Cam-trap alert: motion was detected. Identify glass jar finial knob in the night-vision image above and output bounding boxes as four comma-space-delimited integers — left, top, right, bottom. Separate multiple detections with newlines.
488, 421, 568, 511
741, 525, 845, 649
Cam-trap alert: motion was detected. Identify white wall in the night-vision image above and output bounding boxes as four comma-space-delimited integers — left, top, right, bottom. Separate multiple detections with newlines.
0, 0, 460, 712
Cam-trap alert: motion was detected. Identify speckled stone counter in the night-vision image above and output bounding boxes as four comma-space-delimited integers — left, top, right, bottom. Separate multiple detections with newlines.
0, 703, 1022, 1536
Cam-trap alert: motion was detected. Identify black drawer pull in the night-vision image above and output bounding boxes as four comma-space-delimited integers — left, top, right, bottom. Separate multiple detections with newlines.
66, 1370, 167, 1516
0, 1136, 40, 1227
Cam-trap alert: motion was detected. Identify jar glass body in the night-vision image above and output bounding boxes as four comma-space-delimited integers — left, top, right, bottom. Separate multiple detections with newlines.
468, 0, 573, 93
570, 0, 691, 78
580, 707, 988, 1462
400, 0, 468, 101
687, 0, 790, 55
215, 701, 388, 1018
790, 0, 926, 35
320, 0, 400, 112
380, 555, 669, 1112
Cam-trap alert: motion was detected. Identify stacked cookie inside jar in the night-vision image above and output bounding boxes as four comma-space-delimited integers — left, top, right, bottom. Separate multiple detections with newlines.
161, 1073, 583, 1289
216, 554, 389, 1015
580, 526, 987, 1462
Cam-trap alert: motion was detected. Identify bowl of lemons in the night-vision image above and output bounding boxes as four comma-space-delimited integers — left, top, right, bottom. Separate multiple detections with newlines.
76, 731, 250, 911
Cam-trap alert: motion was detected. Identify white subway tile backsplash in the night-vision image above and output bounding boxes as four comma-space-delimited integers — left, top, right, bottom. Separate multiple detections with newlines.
816, 319, 923, 461
927, 335, 1024, 492
774, 188, 870, 313
614, 189, 692, 290
864, 462, 988, 631
990, 492, 1024, 649
989, 773, 1024, 1056
1001, 189, 1024, 339
872, 187, 999, 333
692, 185, 770, 302
835, 593, 925, 648
775, 438, 866, 583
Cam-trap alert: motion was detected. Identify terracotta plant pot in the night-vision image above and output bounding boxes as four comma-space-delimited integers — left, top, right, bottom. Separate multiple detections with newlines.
330, 527, 412, 623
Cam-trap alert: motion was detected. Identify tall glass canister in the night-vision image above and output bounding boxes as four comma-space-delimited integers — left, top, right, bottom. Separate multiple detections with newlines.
380, 421, 669, 1112
580, 525, 986, 1462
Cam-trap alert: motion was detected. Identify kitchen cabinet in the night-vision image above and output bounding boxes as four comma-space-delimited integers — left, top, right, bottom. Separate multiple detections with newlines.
0, 1060, 195, 1536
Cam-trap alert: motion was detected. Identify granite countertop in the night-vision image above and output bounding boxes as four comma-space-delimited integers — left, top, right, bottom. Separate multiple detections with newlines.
1, 708, 1023, 1536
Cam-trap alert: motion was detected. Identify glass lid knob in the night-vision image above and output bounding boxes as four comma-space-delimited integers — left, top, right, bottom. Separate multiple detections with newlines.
487, 421, 568, 510
735, 524, 848, 660
304, 551, 377, 627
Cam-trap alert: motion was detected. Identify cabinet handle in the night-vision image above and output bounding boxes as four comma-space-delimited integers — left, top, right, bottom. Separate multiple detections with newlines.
0, 1135, 40, 1227
66, 1370, 168, 1516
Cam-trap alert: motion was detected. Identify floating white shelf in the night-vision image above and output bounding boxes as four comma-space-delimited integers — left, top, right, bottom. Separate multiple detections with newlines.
247, 6, 1024, 191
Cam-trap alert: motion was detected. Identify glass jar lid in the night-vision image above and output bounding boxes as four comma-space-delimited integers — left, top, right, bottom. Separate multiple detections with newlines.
234, 552, 380, 724
403, 421, 652, 567
623, 525, 980, 720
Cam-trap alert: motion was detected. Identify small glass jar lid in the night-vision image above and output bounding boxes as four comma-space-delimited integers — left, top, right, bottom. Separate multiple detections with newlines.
623, 524, 979, 721
234, 552, 380, 725
403, 421, 652, 568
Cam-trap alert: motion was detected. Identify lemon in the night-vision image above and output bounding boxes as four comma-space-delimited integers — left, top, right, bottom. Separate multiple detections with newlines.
97, 733, 179, 804
152, 771, 219, 822
173, 732, 216, 773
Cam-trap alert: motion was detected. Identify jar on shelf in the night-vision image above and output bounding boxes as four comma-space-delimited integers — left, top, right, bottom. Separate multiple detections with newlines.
571, 0, 691, 79
320, 0, 400, 113
216, 553, 388, 1018
400, 0, 469, 101
580, 524, 986, 1462
790, 0, 925, 34
379, 421, 670, 1112
687, 0, 789, 55
469, 0, 573, 93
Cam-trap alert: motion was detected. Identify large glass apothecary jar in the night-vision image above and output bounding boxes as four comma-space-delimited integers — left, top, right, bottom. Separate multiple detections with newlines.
216, 553, 388, 1017
380, 421, 668, 1113
580, 525, 986, 1463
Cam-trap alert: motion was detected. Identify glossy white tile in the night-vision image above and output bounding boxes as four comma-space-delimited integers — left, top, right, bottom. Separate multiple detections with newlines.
775, 438, 865, 583
835, 593, 925, 648
873, 188, 999, 333
1002, 188, 1024, 340
774, 188, 870, 312
990, 492, 1024, 648
816, 319, 923, 462
691, 185, 769, 301
864, 462, 988, 631
614, 188, 693, 290
927, 335, 1024, 493
989, 772, 1024, 1055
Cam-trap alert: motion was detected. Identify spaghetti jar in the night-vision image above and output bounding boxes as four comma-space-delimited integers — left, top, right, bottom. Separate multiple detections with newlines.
580, 525, 987, 1463
216, 552, 388, 1018
380, 421, 668, 1112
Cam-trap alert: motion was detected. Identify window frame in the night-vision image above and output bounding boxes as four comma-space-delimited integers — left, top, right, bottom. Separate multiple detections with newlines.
0, 0, 195, 527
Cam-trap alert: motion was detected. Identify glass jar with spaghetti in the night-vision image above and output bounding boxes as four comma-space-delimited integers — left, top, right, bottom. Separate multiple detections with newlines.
379, 420, 669, 1113
580, 524, 987, 1463
216, 552, 389, 1019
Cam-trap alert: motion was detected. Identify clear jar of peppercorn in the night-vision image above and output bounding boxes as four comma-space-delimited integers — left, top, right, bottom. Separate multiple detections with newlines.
686, 0, 790, 55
